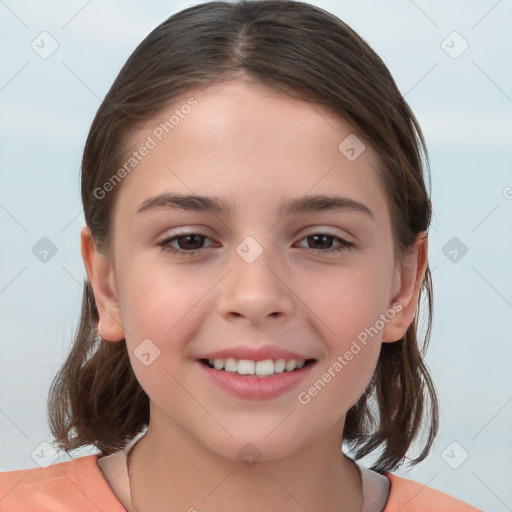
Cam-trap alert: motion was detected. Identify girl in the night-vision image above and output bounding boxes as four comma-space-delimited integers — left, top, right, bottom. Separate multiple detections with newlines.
0, 1, 481, 510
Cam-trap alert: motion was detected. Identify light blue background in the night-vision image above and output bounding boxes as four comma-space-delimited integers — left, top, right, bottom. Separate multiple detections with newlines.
0, 1, 511, 510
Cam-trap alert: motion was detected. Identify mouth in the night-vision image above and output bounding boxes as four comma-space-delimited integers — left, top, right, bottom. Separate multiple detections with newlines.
198, 358, 316, 378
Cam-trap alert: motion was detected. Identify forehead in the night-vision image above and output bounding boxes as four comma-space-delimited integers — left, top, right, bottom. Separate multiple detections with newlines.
114, 78, 387, 222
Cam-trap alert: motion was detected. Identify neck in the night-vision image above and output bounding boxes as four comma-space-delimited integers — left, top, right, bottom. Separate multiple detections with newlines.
128, 417, 363, 512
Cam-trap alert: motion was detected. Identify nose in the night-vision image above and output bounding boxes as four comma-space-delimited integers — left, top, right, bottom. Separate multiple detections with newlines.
217, 241, 296, 325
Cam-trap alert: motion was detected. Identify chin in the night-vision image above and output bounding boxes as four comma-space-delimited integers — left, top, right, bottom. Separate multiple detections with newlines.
198, 426, 315, 465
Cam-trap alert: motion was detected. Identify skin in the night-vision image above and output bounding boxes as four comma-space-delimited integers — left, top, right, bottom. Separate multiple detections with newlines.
82, 76, 428, 512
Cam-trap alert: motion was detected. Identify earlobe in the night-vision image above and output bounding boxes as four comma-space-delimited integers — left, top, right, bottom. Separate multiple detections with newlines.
382, 232, 428, 343
80, 225, 125, 342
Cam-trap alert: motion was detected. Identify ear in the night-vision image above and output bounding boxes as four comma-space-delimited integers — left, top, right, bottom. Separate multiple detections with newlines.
80, 225, 125, 342
382, 232, 428, 343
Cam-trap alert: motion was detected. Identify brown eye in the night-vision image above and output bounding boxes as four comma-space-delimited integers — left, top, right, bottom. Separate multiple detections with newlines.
158, 232, 214, 255
175, 234, 206, 250
296, 233, 354, 254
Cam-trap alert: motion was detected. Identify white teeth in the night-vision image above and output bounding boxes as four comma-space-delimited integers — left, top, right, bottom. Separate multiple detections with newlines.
274, 359, 286, 373
237, 359, 255, 375
205, 357, 309, 375
285, 359, 297, 371
255, 359, 274, 375
225, 358, 238, 372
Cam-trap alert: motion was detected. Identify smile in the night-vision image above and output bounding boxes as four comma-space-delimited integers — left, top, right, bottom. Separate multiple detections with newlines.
197, 356, 316, 399
202, 358, 315, 377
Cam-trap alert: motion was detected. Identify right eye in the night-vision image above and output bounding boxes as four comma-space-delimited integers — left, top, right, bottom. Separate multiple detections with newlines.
158, 232, 216, 256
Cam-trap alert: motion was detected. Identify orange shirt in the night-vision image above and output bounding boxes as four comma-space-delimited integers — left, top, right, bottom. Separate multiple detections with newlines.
0, 454, 482, 511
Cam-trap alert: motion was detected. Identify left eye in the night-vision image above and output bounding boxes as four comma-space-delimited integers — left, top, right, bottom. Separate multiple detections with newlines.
158, 232, 354, 256
295, 234, 354, 253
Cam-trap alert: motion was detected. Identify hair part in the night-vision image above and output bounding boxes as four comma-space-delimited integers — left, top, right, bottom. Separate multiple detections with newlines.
48, 0, 438, 472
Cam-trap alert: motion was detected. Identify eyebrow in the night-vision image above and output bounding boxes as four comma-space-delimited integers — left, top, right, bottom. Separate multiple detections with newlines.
136, 193, 374, 220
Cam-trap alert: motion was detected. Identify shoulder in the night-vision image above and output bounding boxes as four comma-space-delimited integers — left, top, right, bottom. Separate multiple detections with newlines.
0, 454, 125, 512
383, 472, 483, 512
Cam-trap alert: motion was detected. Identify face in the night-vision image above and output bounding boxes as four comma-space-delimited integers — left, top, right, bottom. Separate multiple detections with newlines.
90, 77, 411, 462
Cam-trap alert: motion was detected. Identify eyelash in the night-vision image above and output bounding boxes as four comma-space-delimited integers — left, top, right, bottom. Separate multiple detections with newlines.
158, 232, 354, 257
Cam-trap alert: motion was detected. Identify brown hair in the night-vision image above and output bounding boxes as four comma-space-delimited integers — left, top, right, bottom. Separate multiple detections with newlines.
48, 0, 438, 472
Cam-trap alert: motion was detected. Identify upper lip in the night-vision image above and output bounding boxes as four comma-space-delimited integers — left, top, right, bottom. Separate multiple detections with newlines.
198, 345, 315, 362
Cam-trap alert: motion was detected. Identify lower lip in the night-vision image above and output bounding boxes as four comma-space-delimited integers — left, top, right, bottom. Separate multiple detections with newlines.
197, 361, 315, 400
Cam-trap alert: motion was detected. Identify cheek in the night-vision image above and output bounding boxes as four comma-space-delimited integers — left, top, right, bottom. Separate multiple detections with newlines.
118, 260, 206, 406
296, 255, 393, 344
296, 342, 379, 430
117, 255, 213, 341
293, 257, 391, 411
117, 256, 220, 396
